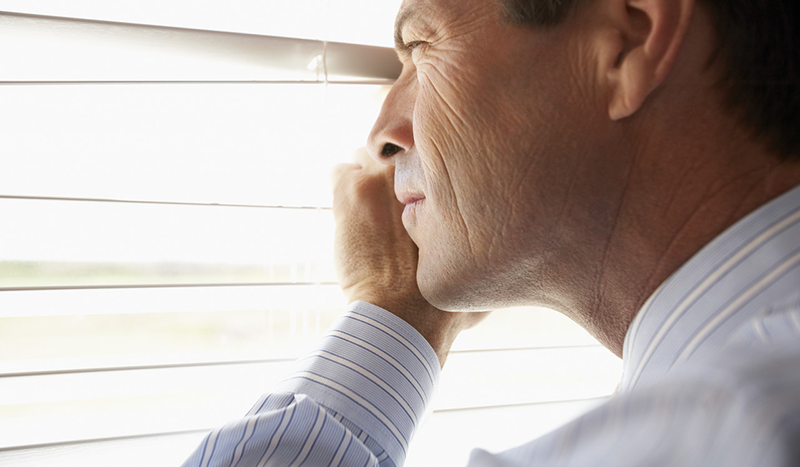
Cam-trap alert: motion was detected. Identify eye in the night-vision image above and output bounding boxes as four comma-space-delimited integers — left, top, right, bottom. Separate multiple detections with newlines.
402, 40, 429, 55
404, 40, 427, 50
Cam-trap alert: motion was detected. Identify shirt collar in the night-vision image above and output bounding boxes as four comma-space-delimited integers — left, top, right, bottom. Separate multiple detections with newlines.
619, 183, 800, 393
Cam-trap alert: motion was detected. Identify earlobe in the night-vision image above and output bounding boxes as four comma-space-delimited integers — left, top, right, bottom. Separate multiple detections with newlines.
605, 0, 695, 120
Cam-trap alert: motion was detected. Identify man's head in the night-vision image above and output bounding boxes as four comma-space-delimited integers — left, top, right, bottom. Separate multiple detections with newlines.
501, 0, 800, 160
367, 0, 800, 352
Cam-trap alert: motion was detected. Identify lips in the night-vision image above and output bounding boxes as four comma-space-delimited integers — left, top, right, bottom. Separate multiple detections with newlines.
396, 190, 425, 227
396, 191, 426, 206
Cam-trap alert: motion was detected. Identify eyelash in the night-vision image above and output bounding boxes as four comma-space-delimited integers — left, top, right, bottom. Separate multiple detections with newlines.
403, 40, 427, 52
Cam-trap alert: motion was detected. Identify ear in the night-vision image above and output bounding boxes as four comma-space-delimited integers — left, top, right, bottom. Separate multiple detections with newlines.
603, 0, 695, 120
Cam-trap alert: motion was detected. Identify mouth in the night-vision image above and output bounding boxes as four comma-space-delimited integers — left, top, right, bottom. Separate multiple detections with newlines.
398, 193, 425, 226
396, 192, 426, 206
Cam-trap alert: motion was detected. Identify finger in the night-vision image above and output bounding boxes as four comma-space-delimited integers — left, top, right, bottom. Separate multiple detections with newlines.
354, 146, 391, 176
331, 162, 357, 189
352, 146, 373, 167
331, 147, 373, 188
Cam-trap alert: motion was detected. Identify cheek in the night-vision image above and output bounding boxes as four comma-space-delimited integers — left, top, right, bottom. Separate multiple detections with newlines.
413, 65, 498, 182
412, 77, 463, 198
413, 64, 522, 233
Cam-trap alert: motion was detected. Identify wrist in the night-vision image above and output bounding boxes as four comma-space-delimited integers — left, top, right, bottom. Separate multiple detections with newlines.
349, 292, 466, 368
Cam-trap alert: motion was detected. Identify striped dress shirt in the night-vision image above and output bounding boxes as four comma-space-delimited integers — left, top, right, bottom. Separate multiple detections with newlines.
183, 184, 800, 467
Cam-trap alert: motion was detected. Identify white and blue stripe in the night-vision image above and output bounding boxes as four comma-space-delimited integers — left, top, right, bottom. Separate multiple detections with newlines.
182, 302, 439, 467
184, 184, 800, 466
621, 183, 800, 391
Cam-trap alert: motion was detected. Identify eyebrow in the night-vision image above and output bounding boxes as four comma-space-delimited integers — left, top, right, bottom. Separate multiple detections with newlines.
394, 4, 421, 51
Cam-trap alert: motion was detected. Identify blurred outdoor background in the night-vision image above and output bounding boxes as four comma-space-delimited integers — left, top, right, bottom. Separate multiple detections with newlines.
0, 2, 622, 465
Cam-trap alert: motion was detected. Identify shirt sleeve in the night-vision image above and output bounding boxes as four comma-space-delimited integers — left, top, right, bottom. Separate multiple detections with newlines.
180, 301, 441, 467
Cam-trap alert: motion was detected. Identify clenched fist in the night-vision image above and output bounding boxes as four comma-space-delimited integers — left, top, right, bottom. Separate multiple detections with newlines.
331, 148, 489, 367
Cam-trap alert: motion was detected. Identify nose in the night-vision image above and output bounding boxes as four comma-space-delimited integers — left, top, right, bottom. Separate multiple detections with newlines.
367, 66, 416, 164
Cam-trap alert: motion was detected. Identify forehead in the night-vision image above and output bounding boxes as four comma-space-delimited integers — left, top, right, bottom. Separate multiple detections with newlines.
394, 0, 433, 45
394, 0, 501, 41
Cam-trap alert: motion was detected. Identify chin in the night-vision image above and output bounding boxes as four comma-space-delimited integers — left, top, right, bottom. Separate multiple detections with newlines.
416, 246, 539, 312
417, 267, 504, 312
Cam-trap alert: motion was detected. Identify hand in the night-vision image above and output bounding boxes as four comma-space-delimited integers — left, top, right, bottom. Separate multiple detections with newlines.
331, 148, 489, 367
331, 148, 418, 309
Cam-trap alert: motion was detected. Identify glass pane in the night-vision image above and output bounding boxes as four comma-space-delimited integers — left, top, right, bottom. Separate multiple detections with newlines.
0, 13, 332, 82
327, 0, 403, 47
0, 1, 329, 41
0, 362, 293, 448
0, 83, 385, 206
0, 294, 346, 373
0, 432, 209, 467
407, 399, 607, 467
1, 298, 599, 374
0, 0, 404, 47
0, 199, 337, 287
0, 347, 620, 448
437, 347, 621, 411
0, 401, 608, 467
451, 306, 603, 351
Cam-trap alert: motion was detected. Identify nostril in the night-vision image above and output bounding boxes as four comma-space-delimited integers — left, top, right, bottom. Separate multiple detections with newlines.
381, 143, 403, 157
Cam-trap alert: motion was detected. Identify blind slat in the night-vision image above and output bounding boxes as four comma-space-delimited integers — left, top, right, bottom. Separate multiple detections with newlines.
0, 12, 401, 82
0, 80, 395, 86
0, 194, 336, 211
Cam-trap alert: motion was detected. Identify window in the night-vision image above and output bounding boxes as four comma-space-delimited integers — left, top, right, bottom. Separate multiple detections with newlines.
0, 3, 622, 466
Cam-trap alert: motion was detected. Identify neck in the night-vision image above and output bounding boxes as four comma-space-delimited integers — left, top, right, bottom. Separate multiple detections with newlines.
587, 111, 800, 357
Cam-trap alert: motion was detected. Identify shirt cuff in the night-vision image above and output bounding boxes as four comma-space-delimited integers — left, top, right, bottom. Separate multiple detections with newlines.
274, 301, 441, 467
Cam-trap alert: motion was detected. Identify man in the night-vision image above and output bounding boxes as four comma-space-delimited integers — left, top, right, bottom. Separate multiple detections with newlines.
183, 0, 800, 465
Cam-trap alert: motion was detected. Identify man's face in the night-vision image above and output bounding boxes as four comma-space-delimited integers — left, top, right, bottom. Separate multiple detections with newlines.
368, 0, 626, 311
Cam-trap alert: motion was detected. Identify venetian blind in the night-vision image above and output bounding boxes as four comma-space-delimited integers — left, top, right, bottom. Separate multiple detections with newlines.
0, 2, 622, 466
